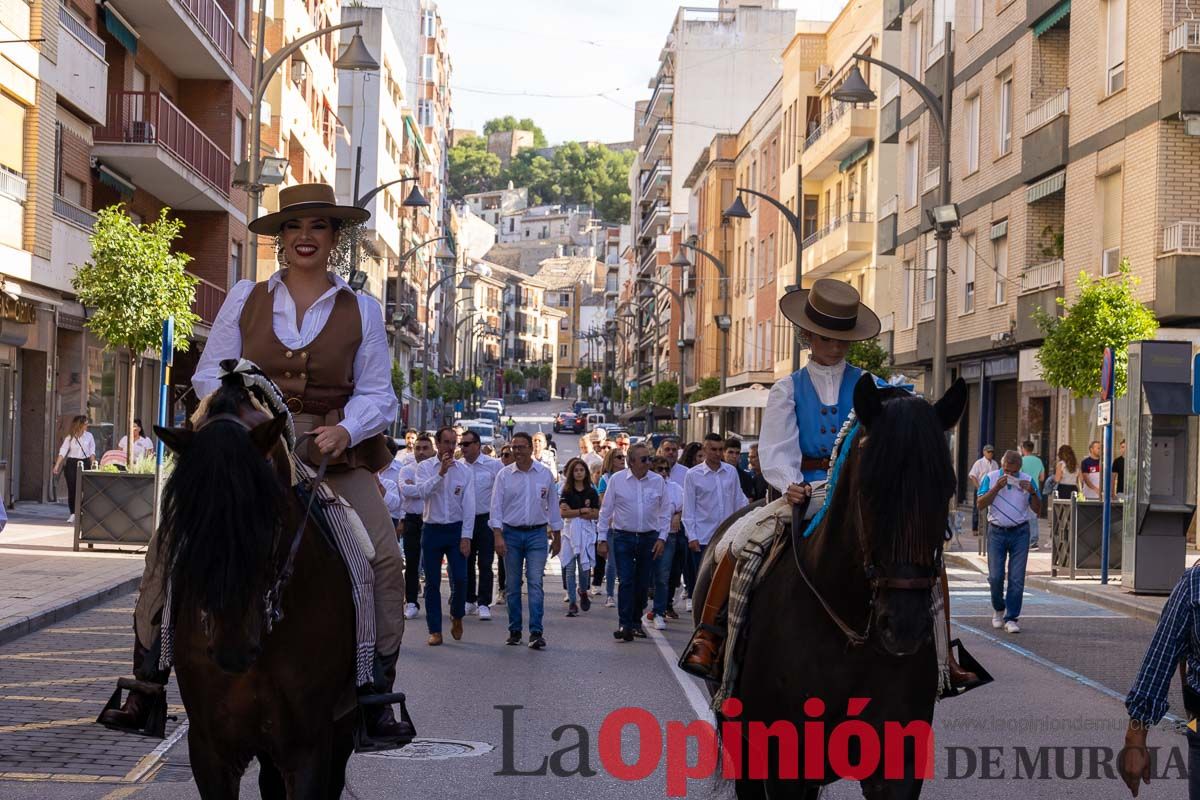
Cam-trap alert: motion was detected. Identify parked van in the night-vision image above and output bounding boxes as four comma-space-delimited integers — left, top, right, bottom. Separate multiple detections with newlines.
586, 413, 606, 431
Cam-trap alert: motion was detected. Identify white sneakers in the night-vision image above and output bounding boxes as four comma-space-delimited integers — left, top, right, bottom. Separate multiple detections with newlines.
465, 602, 478, 616
67, 513, 75, 524
478, 605, 491, 620
685, 598, 693, 613
991, 610, 1004, 629
605, 596, 615, 608
653, 616, 667, 631
403, 603, 419, 620
1004, 619, 1021, 634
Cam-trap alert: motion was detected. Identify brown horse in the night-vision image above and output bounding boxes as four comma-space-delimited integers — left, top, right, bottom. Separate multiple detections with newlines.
156, 377, 357, 799
693, 375, 967, 799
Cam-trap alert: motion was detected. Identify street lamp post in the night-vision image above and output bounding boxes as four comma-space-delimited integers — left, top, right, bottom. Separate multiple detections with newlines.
420, 265, 486, 430
832, 21, 957, 399
640, 280, 688, 439
674, 236, 732, 395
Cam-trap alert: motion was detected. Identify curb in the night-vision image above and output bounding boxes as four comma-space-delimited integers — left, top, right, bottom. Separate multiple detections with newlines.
0, 576, 141, 647
944, 552, 1165, 625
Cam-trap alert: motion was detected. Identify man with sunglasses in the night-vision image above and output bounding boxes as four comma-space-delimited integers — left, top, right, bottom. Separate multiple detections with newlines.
460, 430, 503, 621
399, 434, 435, 620
598, 442, 670, 641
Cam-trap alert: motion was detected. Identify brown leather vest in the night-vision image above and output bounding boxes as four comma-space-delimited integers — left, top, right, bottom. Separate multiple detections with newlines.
239, 280, 390, 472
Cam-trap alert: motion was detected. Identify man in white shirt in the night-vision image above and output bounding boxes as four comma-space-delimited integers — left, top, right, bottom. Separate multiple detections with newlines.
398, 428, 418, 466
490, 432, 563, 650
967, 445, 998, 532
598, 442, 670, 641
682, 434, 749, 575
461, 429, 503, 621
533, 432, 559, 483
977, 451, 1041, 634
402, 426, 475, 646
398, 434, 434, 620
655, 437, 690, 619
579, 435, 603, 472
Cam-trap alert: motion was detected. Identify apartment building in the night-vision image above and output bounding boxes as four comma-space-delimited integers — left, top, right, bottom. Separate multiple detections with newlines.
455, 266, 506, 399
884, 0, 1200, 494
464, 185, 527, 227
535, 256, 605, 392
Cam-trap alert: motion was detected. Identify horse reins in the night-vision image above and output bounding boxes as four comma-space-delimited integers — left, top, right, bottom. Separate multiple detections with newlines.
196, 414, 330, 634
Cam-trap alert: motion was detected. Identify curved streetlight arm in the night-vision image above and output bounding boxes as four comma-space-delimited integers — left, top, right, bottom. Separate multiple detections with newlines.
405, 236, 452, 268
357, 176, 418, 209
256, 21, 364, 107
642, 279, 684, 307
735, 188, 804, 244
681, 240, 726, 278
849, 53, 946, 143
423, 265, 477, 306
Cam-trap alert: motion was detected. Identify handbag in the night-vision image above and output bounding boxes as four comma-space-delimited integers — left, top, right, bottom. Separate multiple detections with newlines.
71, 435, 94, 470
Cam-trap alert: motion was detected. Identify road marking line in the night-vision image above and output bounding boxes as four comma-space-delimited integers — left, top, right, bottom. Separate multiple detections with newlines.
0, 695, 88, 703
0, 675, 121, 689
0, 647, 127, 657
956, 613, 1120, 619
0, 772, 124, 783
0, 655, 126, 666
101, 787, 145, 799
45, 625, 133, 634
95, 608, 136, 614
646, 626, 714, 723
0, 715, 94, 733
124, 720, 189, 784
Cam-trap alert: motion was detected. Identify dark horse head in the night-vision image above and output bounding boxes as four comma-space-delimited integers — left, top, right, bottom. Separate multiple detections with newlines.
155, 378, 291, 674
834, 375, 967, 657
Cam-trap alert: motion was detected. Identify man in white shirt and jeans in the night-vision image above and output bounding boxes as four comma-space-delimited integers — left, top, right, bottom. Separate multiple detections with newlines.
977, 450, 1041, 634
682, 433, 749, 582
461, 430, 503, 621
491, 432, 563, 650
398, 434, 434, 620
403, 426, 475, 646
598, 442, 671, 642
967, 444, 998, 532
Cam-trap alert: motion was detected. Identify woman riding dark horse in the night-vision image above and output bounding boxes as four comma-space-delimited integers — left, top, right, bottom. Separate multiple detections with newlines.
155, 376, 359, 798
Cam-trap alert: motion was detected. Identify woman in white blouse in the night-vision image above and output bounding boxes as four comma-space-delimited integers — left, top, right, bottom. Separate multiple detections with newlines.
52, 415, 95, 522
117, 419, 154, 464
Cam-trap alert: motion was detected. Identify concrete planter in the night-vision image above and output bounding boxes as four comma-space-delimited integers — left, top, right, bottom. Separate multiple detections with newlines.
73, 466, 157, 551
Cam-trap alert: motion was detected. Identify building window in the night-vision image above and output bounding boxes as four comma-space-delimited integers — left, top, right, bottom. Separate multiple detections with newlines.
923, 237, 936, 314
962, 234, 975, 313
560, 292, 571, 305
931, 0, 953, 44
993, 233, 1008, 305
965, 94, 979, 174
908, 14, 924, 77
234, 113, 247, 166
997, 73, 1013, 156
231, 241, 243, 284
1099, 170, 1123, 275
236, 0, 248, 37
904, 137, 920, 208
422, 55, 435, 82
0, 93, 26, 179
422, 9, 436, 37
418, 100, 433, 127
902, 260, 914, 329
559, 344, 567, 358
969, 0, 983, 33
1104, 0, 1126, 94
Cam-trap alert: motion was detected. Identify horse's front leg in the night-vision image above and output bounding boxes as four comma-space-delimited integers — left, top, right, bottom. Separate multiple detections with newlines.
281, 737, 334, 800
188, 732, 247, 800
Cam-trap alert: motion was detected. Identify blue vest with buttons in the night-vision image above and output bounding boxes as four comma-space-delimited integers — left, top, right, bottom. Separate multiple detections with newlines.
792, 365, 863, 483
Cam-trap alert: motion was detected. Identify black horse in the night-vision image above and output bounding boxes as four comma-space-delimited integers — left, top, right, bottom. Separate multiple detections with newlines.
694, 375, 967, 799
157, 379, 358, 799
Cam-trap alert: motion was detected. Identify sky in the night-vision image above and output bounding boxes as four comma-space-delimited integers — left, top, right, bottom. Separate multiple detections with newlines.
437, 0, 851, 145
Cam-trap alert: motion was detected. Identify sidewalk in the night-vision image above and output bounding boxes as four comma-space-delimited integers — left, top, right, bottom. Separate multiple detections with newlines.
0, 501, 146, 645
945, 516, 1181, 624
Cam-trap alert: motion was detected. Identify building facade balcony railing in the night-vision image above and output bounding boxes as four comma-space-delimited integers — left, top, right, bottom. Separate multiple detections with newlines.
1020, 259, 1064, 294
644, 118, 672, 161
53, 195, 97, 230
1163, 221, 1200, 254
804, 102, 849, 149
881, 79, 900, 107
801, 212, 873, 250
178, 0, 234, 63
880, 194, 898, 219
191, 275, 227, 325
643, 78, 674, 126
918, 298, 935, 321
59, 4, 105, 57
1168, 20, 1200, 56
96, 91, 232, 197
1025, 88, 1069, 135
922, 167, 940, 194
639, 199, 670, 239
0, 168, 28, 202
926, 36, 946, 69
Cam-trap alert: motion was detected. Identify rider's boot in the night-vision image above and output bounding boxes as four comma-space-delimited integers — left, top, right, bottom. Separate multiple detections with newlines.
357, 650, 416, 747
97, 637, 170, 736
941, 566, 979, 688
679, 552, 736, 681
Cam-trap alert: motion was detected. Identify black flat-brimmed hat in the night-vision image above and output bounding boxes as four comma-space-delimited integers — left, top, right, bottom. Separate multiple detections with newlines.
779, 278, 880, 342
248, 183, 370, 235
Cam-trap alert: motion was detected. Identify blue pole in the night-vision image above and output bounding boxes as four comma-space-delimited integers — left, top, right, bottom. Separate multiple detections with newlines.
1101, 412, 1113, 584
157, 317, 174, 466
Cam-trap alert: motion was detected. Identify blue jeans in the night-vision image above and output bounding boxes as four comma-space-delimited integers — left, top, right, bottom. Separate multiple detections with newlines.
653, 531, 679, 615
687, 542, 708, 597
613, 530, 657, 630
503, 526, 548, 635
987, 521, 1030, 622
563, 555, 589, 601
422, 521, 467, 634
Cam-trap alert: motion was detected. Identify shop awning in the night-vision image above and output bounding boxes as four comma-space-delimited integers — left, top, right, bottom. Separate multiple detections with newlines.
838, 141, 873, 173
1027, 170, 1065, 204
690, 385, 771, 409
102, 5, 138, 54
1032, 0, 1071, 36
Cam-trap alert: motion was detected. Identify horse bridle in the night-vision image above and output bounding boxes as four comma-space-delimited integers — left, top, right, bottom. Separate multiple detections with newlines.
790, 484, 942, 649
195, 413, 329, 635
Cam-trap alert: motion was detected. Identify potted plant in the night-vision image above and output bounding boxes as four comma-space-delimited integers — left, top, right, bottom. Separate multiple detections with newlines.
71, 206, 198, 550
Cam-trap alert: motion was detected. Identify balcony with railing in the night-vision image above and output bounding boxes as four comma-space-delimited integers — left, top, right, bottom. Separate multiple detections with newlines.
0, 169, 24, 251
801, 212, 875, 278
1022, 88, 1070, 177
639, 158, 671, 203
1163, 221, 1200, 254
115, 0, 237, 81
94, 91, 232, 211
644, 77, 674, 126
800, 101, 877, 180
639, 199, 670, 239
53, 195, 97, 230
1020, 259, 1064, 294
918, 298, 935, 321
1164, 20, 1200, 120
644, 118, 673, 162
191, 275, 228, 325
1025, 88, 1069, 134
1168, 20, 1200, 56
922, 168, 940, 194
56, 5, 108, 123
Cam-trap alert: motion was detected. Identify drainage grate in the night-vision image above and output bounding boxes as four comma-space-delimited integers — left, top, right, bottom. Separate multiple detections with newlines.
362, 739, 493, 761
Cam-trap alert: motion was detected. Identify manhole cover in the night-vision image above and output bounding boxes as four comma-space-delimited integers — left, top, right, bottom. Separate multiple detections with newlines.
363, 739, 493, 761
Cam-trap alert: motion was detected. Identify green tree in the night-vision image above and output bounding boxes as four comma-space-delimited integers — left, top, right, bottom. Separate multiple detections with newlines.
412, 368, 440, 400
446, 135, 502, 199
650, 380, 679, 408
602, 376, 625, 403
690, 376, 721, 402
391, 362, 407, 397
483, 116, 548, 148
574, 366, 594, 390
1034, 261, 1158, 398
500, 142, 635, 223
73, 206, 198, 463
504, 367, 526, 387
847, 338, 890, 375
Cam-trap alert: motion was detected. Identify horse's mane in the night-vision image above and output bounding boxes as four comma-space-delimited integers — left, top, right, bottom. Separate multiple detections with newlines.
853, 391, 954, 566
162, 383, 286, 616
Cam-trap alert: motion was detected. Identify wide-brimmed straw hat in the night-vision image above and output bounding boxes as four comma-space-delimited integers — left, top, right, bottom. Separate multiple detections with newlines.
779, 278, 880, 342
248, 183, 370, 235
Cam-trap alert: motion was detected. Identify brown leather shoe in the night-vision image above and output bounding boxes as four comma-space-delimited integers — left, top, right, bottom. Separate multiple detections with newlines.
948, 655, 979, 688
98, 685, 158, 732
427, 633, 443, 646
680, 630, 723, 680
450, 617, 463, 641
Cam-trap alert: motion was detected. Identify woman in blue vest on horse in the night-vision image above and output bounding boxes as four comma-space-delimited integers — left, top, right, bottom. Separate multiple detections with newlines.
681, 279, 978, 690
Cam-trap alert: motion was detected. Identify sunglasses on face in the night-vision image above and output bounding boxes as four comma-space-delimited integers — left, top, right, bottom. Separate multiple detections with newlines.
634, 456, 651, 464
613, 454, 626, 461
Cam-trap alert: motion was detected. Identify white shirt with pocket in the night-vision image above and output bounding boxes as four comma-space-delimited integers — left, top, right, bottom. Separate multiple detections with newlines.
59, 432, 96, 459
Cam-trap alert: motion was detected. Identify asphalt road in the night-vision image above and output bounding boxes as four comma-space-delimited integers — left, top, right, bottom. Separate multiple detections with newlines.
0, 399, 1190, 799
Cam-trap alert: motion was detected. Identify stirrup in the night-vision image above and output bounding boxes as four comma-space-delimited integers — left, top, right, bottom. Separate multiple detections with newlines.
677, 625, 726, 680
97, 678, 168, 739
353, 691, 417, 753
938, 639, 994, 699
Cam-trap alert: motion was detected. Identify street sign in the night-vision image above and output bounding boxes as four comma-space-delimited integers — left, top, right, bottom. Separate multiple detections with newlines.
1097, 400, 1112, 426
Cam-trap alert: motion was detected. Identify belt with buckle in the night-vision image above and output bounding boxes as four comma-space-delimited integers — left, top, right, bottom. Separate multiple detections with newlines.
801, 457, 831, 472
285, 397, 339, 416
506, 523, 545, 532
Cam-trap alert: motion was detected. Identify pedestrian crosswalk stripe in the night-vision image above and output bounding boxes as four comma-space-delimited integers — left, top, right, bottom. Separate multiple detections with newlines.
0, 716, 94, 734
0, 675, 121, 690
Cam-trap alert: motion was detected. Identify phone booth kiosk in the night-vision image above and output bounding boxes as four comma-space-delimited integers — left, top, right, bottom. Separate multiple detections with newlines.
1121, 340, 1196, 593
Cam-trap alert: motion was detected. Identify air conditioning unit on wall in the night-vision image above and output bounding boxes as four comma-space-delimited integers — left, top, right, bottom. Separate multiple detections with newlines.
1102, 246, 1121, 276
